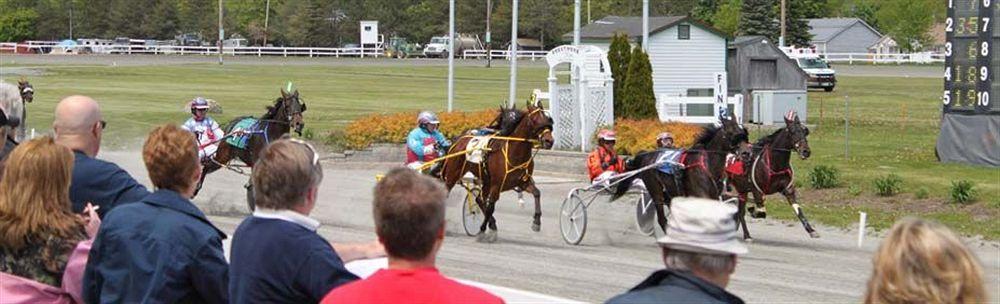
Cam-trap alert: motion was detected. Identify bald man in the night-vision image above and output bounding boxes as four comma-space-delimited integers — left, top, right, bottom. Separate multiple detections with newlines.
54, 95, 149, 217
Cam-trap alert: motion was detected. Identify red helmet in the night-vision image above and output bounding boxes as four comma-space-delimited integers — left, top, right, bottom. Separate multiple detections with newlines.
597, 129, 616, 141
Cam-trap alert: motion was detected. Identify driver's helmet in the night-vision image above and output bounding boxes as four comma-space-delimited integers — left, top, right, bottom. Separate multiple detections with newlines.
597, 129, 616, 142
416, 111, 440, 127
656, 132, 674, 141
191, 97, 211, 110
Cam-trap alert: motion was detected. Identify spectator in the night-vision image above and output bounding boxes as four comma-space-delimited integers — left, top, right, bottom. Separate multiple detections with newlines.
83, 124, 228, 304
0, 82, 23, 180
0, 137, 99, 303
607, 197, 747, 304
321, 168, 504, 304
53, 95, 149, 217
229, 138, 375, 303
864, 217, 986, 304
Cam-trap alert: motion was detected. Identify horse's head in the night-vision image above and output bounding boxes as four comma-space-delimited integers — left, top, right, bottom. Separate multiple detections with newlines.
784, 111, 810, 159
17, 80, 32, 103
279, 88, 307, 136
719, 111, 752, 162
520, 99, 553, 149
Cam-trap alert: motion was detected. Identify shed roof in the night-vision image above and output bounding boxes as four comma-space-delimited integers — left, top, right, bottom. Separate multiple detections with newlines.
562, 15, 726, 40
807, 18, 882, 42
728, 35, 809, 79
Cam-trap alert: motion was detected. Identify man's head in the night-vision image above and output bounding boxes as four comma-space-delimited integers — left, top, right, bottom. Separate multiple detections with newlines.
657, 132, 675, 148
53, 95, 104, 157
373, 167, 447, 262
657, 197, 747, 288
252, 138, 323, 214
417, 111, 440, 133
143, 124, 201, 197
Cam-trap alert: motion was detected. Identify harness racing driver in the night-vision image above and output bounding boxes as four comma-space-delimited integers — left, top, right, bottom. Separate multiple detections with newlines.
406, 111, 451, 175
182, 97, 225, 163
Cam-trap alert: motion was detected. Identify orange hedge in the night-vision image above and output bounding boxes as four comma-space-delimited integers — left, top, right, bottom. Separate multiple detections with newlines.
343, 111, 703, 155
611, 119, 703, 155
344, 110, 498, 149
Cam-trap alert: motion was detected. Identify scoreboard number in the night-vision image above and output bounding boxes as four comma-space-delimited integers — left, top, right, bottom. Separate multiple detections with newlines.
945, 42, 953, 56
982, 41, 990, 56
944, 90, 952, 105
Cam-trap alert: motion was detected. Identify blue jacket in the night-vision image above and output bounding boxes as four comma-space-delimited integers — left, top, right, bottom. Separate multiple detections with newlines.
83, 189, 229, 304
70, 150, 150, 218
229, 216, 358, 303
406, 127, 450, 158
606, 270, 745, 304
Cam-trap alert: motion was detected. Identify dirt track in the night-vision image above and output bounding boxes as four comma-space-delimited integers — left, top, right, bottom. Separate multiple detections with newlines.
100, 150, 999, 303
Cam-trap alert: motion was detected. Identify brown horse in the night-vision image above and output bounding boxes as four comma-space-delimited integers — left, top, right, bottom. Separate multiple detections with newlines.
611, 112, 752, 233
439, 101, 554, 242
194, 88, 306, 210
730, 112, 818, 240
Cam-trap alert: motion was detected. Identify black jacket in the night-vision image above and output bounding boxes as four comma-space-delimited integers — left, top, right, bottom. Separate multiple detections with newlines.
606, 270, 745, 304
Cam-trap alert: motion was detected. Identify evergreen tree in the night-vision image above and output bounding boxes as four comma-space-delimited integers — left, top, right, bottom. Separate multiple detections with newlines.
692, 0, 719, 24
740, 0, 778, 41
621, 47, 656, 120
607, 33, 632, 118
783, 0, 814, 47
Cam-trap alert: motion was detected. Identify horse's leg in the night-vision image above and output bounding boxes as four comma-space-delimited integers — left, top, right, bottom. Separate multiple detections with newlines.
737, 192, 753, 241
475, 178, 492, 241
782, 186, 819, 238
525, 180, 542, 232
484, 188, 501, 243
647, 172, 670, 233
748, 189, 767, 219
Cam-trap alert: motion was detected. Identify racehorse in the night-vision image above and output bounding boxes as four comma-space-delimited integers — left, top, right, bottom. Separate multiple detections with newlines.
610, 112, 751, 233
195, 88, 307, 209
0, 82, 23, 144
439, 101, 554, 243
730, 112, 818, 240
15, 80, 32, 142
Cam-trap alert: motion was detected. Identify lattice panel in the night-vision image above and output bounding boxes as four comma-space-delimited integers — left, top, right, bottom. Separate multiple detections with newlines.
552, 85, 580, 149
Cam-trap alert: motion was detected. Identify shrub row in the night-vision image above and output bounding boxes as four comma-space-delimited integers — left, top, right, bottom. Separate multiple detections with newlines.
611, 118, 703, 155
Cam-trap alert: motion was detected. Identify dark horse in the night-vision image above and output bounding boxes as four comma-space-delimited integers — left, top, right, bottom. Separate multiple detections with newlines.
195, 88, 307, 210
611, 112, 751, 233
16, 79, 32, 142
730, 112, 818, 240
439, 101, 554, 243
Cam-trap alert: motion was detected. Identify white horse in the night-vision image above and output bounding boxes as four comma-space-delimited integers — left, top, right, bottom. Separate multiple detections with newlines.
0, 81, 24, 143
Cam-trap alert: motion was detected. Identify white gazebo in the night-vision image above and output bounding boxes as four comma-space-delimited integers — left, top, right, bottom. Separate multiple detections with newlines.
536, 45, 615, 151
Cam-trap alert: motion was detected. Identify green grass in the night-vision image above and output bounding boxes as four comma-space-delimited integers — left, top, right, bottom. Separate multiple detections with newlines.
8, 62, 998, 238
11, 63, 548, 148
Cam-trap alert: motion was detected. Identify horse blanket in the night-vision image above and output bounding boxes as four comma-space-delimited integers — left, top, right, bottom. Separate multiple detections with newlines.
226, 118, 260, 149
464, 136, 492, 164
655, 149, 684, 175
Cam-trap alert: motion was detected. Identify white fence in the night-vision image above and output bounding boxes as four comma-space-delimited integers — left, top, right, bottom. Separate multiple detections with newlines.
823, 52, 944, 64
462, 49, 548, 60
657, 95, 744, 125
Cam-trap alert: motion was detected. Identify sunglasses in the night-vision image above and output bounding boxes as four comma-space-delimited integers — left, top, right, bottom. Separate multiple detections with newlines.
98, 120, 107, 130
288, 138, 319, 167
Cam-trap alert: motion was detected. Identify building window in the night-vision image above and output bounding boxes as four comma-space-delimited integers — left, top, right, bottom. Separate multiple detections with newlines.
687, 88, 713, 97
678, 24, 690, 40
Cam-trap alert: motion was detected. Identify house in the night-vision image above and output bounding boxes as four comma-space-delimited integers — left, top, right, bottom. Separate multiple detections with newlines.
728, 36, 809, 124
807, 18, 882, 54
868, 36, 899, 54
564, 15, 729, 99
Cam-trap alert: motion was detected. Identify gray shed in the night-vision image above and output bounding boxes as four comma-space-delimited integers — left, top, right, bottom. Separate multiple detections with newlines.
728, 36, 809, 124
807, 18, 882, 54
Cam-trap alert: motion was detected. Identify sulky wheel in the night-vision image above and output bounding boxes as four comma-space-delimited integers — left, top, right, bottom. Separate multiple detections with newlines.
462, 184, 484, 236
559, 191, 588, 245
634, 192, 657, 237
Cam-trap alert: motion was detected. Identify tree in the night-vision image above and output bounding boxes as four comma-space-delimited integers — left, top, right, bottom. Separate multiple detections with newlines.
620, 47, 657, 120
740, 0, 778, 40
711, 0, 742, 37
783, 0, 814, 47
692, 0, 720, 24
0, 8, 38, 42
876, 0, 935, 52
607, 33, 632, 118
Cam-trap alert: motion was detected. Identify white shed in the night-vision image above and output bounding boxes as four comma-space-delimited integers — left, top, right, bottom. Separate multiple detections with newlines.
565, 16, 729, 99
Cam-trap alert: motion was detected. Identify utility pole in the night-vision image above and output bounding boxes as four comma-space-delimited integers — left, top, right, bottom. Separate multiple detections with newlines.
508, 0, 518, 107
486, 0, 492, 68
587, 0, 591, 23
263, 0, 270, 46
448, 0, 455, 112
218, 0, 224, 65
573, 0, 581, 45
69, 3, 73, 40
779, 0, 786, 47
642, 0, 648, 51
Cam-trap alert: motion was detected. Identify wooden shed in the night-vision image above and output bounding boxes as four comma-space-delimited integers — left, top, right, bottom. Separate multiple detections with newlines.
727, 36, 809, 123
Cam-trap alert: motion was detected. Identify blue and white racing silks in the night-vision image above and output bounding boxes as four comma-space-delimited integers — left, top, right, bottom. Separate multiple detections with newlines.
406, 127, 450, 159
182, 117, 225, 159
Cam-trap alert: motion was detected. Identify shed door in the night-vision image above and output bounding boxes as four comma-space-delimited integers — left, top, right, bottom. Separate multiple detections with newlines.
749, 59, 777, 89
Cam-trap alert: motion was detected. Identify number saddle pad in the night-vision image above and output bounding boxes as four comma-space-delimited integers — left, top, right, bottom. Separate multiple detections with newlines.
225, 117, 260, 149
464, 136, 493, 164
655, 149, 684, 175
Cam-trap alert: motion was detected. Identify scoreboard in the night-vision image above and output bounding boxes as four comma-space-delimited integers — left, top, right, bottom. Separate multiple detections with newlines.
944, 0, 998, 114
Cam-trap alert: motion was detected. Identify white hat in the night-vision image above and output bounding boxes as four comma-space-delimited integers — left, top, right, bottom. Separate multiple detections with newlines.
657, 197, 748, 255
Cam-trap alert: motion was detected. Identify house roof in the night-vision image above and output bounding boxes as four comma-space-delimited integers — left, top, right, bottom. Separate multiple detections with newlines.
562, 15, 727, 41
807, 18, 882, 43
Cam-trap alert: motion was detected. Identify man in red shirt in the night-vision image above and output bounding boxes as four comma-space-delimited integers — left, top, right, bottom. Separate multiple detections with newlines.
321, 168, 503, 304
